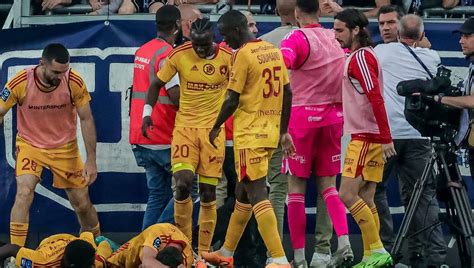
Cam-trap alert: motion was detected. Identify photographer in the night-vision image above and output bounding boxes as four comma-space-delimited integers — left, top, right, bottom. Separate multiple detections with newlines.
435, 17, 474, 177
374, 14, 447, 267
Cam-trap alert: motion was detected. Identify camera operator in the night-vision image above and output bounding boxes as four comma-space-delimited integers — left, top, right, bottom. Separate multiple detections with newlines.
374, 14, 447, 267
434, 17, 474, 177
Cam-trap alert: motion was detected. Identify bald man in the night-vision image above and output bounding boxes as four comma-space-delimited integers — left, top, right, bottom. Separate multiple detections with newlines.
240, 10, 258, 34
374, 14, 447, 267
178, 4, 203, 39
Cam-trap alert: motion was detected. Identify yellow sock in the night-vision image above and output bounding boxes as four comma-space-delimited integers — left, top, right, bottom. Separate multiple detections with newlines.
349, 199, 384, 251
174, 197, 193, 244
370, 206, 380, 233
198, 201, 217, 255
223, 201, 252, 252
362, 232, 371, 260
10, 222, 28, 246
253, 200, 286, 260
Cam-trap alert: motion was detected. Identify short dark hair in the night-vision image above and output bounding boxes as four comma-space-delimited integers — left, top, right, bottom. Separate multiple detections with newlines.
156, 247, 183, 268
191, 18, 213, 34
42, 43, 69, 64
377, 5, 405, 20
155, 5, 181, 33
335, 8, 373, 47
62, 240, 95, 268
217, 10, 248, 30
296, 0, 319, 14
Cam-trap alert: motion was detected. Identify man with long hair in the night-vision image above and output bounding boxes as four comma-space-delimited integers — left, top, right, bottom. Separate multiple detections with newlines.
334, 9, 395, 268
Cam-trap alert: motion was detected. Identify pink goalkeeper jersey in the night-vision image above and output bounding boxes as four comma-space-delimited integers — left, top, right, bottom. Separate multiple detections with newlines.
280, 24, 345, 128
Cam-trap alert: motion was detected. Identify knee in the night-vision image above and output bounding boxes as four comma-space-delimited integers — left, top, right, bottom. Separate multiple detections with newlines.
15, 185, 35, 205
246, 188, 267, 205
338, 189, 353, 207
200, 186, 216, 203
175, 176, 192, 200
71, 199, 94, 214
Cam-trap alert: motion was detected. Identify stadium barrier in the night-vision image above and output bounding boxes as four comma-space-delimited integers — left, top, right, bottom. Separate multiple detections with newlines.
0, 19, 472, 235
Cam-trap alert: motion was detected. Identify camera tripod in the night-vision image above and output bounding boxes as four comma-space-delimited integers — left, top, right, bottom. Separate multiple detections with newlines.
391, 142, 474, 267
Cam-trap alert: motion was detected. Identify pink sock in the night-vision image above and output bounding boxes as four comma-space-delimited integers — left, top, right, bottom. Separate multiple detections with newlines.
322, 186, 348, 237
288, 193, 306, 250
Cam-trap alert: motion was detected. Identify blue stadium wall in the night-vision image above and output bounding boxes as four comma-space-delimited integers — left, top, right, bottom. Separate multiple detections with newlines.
0, 20, 472, 236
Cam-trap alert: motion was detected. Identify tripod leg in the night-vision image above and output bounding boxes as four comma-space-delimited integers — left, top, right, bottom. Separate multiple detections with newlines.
438, 151, 474, 267
391, 152, 436, 263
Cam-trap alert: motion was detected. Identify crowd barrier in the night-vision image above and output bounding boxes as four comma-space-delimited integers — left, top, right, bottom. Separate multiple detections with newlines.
0, 19, 472, 235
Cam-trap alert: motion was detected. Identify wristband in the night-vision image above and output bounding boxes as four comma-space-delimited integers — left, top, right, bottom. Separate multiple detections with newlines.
142, 104, 153, 118
437, 94, 443, 104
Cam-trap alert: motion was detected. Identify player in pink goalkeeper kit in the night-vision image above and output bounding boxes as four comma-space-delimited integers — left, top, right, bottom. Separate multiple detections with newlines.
279, 0, 353, 267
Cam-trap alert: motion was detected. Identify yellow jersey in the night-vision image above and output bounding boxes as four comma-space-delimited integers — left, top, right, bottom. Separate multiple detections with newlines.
228, 40, 290, 149
106, 223, 193, 268
156, 42, 232, 128
15, 232, 98, 268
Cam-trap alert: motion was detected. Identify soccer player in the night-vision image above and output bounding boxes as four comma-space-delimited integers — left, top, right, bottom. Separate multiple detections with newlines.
142, 18, 232, 261
103, 223, 193, 268
333, 9, 395, 267
203, 10, 294, 268
280, 0, 353, 267
0, 43, 99, 247
0, 232, 110, 267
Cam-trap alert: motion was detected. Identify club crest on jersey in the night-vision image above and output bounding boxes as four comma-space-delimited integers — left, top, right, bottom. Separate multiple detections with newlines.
203, 64, 215, 75
219, 65, 228, 76
153, 237, 161, 249
21, 258, 33, 268
1, 88, 10, 102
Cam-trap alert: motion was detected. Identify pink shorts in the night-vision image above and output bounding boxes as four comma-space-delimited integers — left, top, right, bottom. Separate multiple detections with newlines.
283, 123, 342, 178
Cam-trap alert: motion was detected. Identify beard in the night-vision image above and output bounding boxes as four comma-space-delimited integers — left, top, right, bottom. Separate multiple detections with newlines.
47, 77, 61, 86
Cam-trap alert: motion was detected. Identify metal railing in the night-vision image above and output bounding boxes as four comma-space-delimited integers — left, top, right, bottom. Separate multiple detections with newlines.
423, 6, 474, 18
2, 1, 473, 29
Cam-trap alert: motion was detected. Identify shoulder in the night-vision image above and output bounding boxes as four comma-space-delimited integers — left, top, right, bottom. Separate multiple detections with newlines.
354, 48, 378, 64
218, 45, 233, 58
231, 47, 247, 64
6, 69, 27, 90
416, 47, 441, 63
168, 42, 193, 59
68, 69, 86, 89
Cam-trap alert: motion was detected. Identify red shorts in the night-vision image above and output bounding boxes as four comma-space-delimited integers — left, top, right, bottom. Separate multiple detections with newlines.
283, 123, 342, 178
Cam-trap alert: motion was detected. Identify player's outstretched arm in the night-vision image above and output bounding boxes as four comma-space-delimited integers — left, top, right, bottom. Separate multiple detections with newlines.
142, 78, 167, 138
280, 83, 295, 156
77, 103, 98, 185
209, 90, 240, 148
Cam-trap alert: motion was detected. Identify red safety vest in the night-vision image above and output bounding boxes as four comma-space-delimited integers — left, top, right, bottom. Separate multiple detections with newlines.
129, 38, 177, 145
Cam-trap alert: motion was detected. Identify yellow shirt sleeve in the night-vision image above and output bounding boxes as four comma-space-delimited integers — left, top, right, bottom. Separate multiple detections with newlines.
142, 233, 160, 252
228, 51, 248, 94
0, 70, 27, 111
15, 248, 48, 267
69, 70, 91, 108
156, 56, 178, 84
